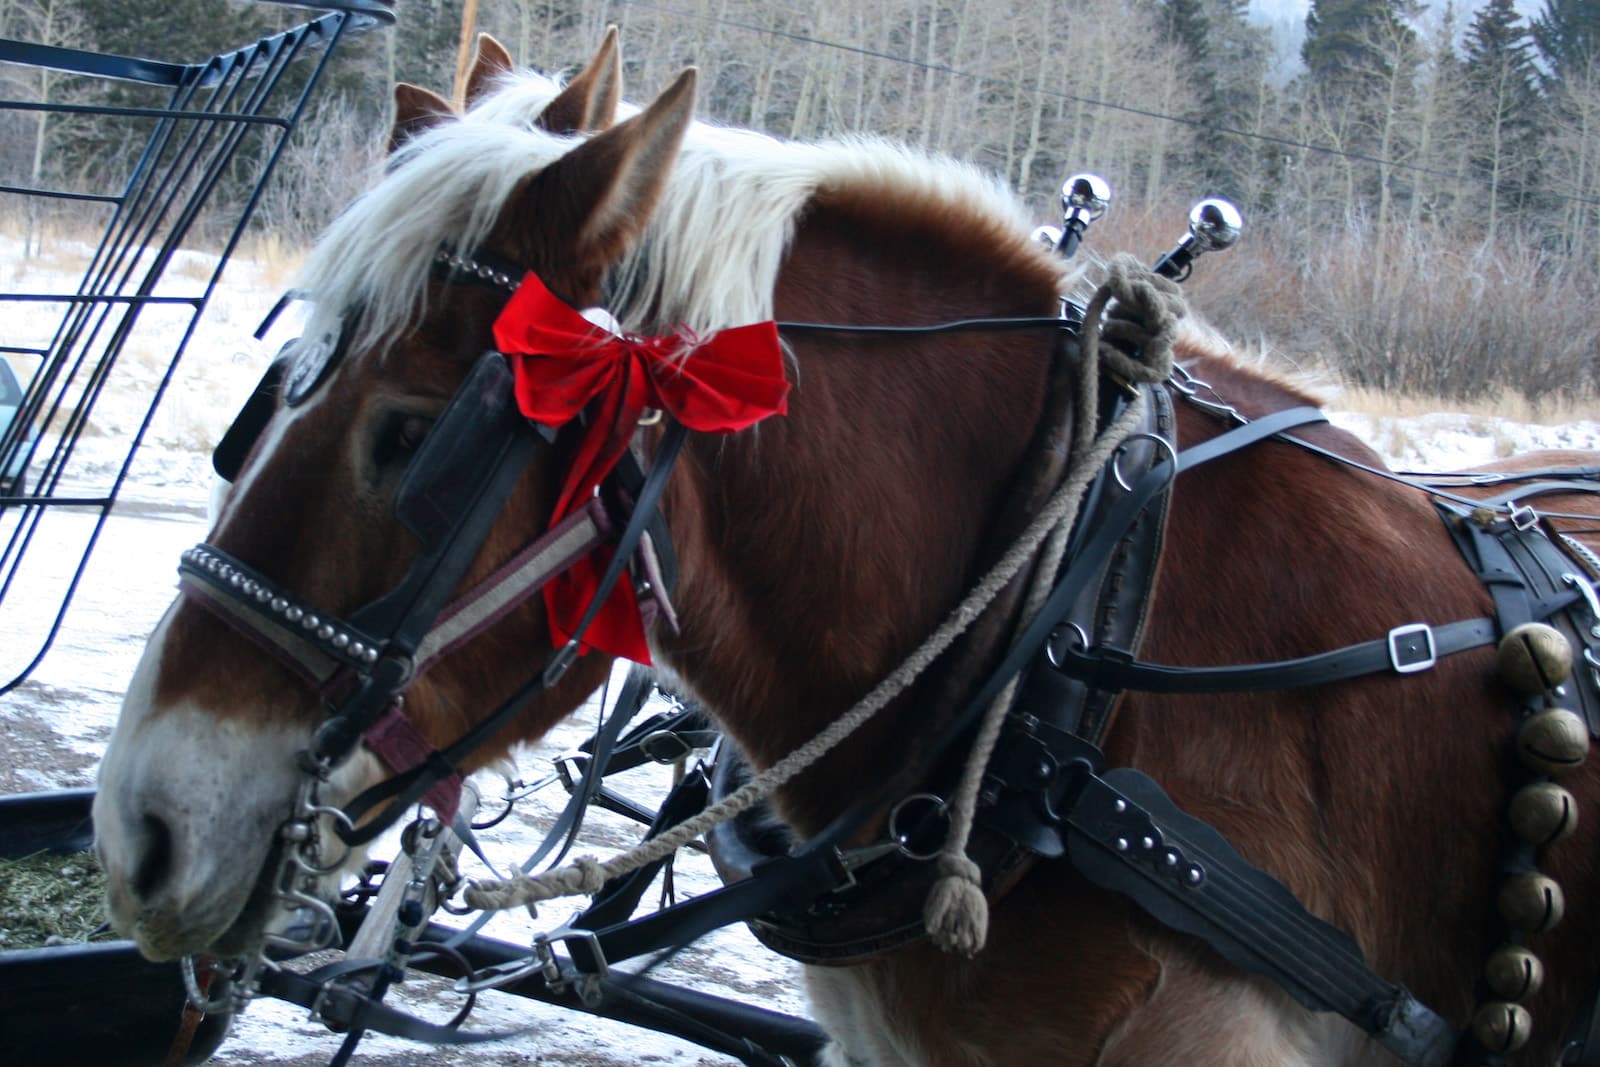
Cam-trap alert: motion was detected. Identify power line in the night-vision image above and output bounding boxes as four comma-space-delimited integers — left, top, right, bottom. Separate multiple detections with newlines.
607, 0, 1600, 212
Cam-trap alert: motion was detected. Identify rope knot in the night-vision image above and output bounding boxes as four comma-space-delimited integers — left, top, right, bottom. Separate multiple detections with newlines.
462, 853, 614, 918
1090, 253, 1186, 384
571, 854, 611, 894
923, 851, 988, 956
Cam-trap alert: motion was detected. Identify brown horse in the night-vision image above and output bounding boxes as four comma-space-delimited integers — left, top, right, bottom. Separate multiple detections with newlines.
93, 40, 1600, 1067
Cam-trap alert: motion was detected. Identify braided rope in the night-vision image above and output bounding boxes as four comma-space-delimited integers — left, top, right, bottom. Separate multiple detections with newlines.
464, 257, 1186, 924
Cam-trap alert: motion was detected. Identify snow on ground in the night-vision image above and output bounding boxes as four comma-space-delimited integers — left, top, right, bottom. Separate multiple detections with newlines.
0, 242, 1597, 1065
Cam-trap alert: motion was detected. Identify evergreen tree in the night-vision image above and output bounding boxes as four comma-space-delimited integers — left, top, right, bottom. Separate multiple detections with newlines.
1532, 0, 1600, 87
1156, 0, 1212, 66
1302, 0, 1417, 92
1198, 0, 1273, 199
1145, 0, 1270, 199
1461, 0, 1542, 233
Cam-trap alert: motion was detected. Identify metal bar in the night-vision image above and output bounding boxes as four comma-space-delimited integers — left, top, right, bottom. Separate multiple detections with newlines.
0, 295, 201, 305
0, 100, 292, 127
0, 40, 187, 86
331, 909, 829, 1066
0, 185, 121, 204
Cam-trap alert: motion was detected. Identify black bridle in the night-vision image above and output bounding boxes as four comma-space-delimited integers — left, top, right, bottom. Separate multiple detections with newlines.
183, 252, 684, 849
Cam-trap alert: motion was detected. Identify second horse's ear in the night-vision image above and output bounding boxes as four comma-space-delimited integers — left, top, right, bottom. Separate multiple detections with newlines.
461, 34, 515, 110
389, 83, 454, 155
536, 26, 623, 135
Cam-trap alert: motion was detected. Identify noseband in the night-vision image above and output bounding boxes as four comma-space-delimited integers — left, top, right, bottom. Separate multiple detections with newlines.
181, 250, 682, 846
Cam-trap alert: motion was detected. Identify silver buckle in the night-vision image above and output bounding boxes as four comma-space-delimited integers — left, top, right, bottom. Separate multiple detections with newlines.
1388, 623, 1437, 674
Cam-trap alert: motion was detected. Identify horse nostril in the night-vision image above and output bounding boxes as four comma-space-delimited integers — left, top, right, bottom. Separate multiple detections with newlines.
133, 814, 174, 901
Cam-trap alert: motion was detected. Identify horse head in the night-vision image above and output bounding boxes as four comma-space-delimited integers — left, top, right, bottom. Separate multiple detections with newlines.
94, 52, 696, 962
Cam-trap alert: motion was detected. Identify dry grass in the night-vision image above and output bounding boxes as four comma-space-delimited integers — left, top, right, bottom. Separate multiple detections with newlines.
1335, 386, 1599, 425
235, 229, 306, 293
0, 850, 111, 950
1077, 202, 1600, 407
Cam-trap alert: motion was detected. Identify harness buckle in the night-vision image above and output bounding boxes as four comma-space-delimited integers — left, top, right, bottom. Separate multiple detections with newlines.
1510, 502, 1539, 531
1387, 623, 1437, 674
639, 729, 694, 764
537, 921, 610, 1004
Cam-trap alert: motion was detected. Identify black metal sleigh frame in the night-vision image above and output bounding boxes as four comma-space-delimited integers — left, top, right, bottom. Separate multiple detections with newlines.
0, 0, 394, 695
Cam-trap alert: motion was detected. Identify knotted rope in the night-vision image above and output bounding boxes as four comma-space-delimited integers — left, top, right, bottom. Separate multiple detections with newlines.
923, 254, 1183, 955
465, 258, 1187, 943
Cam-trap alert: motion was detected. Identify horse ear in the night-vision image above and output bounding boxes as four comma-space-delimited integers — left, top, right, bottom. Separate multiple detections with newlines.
389, 83, 454, 155
536, 26, 622, 134
461, 34, 515, 110
534, 67, 697, 267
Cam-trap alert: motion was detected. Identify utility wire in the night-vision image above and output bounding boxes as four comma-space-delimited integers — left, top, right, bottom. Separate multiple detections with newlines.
605, 0, 1600, 211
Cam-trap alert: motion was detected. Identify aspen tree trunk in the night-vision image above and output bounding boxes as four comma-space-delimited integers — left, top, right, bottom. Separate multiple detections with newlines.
452, 0, 480, 106
919, 0, 940, 147
1014, 3, 1055, 198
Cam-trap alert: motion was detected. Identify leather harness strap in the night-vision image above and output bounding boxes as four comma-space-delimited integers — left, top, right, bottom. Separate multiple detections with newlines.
1048, 616, 1500, 694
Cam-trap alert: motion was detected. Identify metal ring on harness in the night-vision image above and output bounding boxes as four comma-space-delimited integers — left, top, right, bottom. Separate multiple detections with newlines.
888, 793, 951, 861
287, 801, 358, 875
1111, 432, 1179, 493
1045, 623, 1091, 670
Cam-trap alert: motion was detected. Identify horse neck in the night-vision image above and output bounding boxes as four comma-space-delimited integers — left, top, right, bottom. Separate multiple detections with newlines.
656, 194, 1066, 834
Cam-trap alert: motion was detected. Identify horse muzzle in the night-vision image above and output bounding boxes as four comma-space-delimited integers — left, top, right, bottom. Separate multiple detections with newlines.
94, 679, 322, 960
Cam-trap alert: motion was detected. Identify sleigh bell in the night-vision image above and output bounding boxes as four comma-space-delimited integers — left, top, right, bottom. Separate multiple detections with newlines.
1472, 1001, 1533, 1054
1497, 623, 1574, 694
1497, 871, 1566, 933
1508, 781, 1578, 847
1484, 945, 1545, 1002
1514, 708, 1589, 777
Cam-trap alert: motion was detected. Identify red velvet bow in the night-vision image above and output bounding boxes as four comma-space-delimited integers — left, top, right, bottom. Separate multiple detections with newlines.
494, 272, 789, 664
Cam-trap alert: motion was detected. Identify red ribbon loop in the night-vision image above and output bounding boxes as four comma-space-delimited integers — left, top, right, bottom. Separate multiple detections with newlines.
494, 272, 789, 664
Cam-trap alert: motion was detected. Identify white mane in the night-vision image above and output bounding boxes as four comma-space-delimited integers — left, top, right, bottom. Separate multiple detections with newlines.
294, 71, 1042, 352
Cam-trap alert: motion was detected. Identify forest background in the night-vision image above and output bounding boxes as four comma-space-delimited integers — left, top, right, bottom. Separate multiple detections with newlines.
2, 0, 1598, 403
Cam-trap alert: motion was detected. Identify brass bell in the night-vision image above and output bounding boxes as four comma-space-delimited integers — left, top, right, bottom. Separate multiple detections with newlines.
1515, 708, 1590, 777
1484, 945, 1545, 1001
1508, 782, 1578, 848
1497, 871, 1566, 933
1497, 623, 1574, 693
1471, 1001, 1532, 1054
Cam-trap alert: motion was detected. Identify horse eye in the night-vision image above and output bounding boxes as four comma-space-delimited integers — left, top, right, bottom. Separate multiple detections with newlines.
374, 412, 435, 468
398, 414, 432, 451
